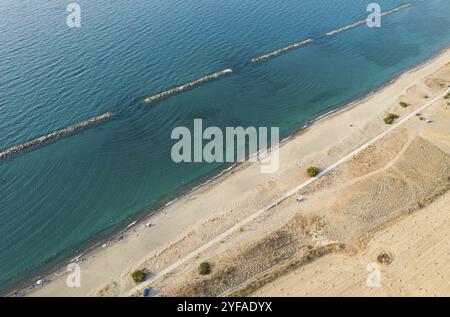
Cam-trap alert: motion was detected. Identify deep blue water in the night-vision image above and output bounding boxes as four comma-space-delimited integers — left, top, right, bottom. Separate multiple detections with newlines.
1, 0, 450, 293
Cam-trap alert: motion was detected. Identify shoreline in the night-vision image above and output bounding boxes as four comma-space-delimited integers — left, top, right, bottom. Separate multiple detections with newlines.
9, 45, 450, 297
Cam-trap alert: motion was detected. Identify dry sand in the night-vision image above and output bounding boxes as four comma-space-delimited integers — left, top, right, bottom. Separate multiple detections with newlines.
28, 48, 450, 297
253, 190, 450, 297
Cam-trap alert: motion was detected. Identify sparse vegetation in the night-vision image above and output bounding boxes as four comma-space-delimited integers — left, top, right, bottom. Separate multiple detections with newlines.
444, 92, 450, 99
424, 95, 429, 99
131, 269, 146, 283
383, 113, 399, 125
399, 101, 409, 108
198, 262, 211, 275
307, 167, 320, 177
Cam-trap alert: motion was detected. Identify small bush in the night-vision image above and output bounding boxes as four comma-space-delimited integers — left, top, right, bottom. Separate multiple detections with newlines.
383, 113, 399, 125
307, 167, 320, 177
198, 262, 211, 275
444, 92, 450, 99
377, 252, 393, 265
131, 270, 146, 283
424, 95, 429, 99
399, 101, 408, 108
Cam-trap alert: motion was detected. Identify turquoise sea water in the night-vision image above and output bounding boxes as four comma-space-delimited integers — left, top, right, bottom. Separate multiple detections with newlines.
1, 0, 450, 293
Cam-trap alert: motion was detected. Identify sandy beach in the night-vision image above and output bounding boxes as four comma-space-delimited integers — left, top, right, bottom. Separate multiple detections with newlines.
26, 47, 450, 297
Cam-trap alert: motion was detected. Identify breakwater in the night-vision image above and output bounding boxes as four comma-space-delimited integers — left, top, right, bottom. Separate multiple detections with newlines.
0, 112, 114, 160
251, 39, 313, 63
326, 3, 411, 36
144, 69, 233, 104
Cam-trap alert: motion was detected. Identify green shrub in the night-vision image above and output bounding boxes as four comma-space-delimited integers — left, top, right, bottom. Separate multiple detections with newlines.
444, 92, 450, 99
399, 101, 408, 108
198, 262, 211, 275
131, 270, 146, 283
307, 167, 320, 177
383, 113, 399, 125
377, 252, 393, 265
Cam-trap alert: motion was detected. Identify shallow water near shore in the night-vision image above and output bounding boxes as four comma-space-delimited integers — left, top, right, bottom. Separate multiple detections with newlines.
1, 0, 450, 293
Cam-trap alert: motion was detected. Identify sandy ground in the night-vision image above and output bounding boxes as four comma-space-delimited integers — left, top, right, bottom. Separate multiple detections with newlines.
253, 190, 450, 297
27, 48, 450, 297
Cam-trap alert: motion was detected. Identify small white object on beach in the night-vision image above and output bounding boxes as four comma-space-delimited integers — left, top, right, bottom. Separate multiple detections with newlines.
36, 279, 45, 286
144, 222, 152, 228
102, 244, 107, 248
296, 197, 305, 203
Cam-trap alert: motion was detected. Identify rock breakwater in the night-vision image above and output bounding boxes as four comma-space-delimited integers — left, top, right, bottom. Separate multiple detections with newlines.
0, 112, 114, 160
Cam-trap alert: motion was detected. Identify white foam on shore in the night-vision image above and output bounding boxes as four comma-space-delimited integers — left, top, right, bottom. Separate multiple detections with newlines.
162, 163, 237, 209
144, 69, 233, 104
126, 221, 137, 229
326, 3, 411, 36
0, 112, 114, 160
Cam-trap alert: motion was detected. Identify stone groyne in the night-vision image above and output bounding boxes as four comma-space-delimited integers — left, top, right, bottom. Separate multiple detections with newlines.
326, 3, 411, 36
251, 39, 313, 63
0, 112, 114, 160
144, 69, 233, 104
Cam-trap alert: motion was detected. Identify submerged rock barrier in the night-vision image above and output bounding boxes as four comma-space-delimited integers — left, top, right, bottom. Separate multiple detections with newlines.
0, 112, 114, 160
326, 3, 411, 36
144, 68, 233, 104
251, 39, 313, 63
